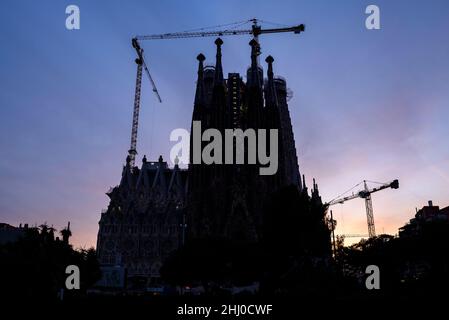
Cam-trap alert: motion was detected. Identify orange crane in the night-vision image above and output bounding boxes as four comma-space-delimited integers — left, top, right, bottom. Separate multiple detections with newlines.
326, 179, 399, 238
127, 19, 305, 166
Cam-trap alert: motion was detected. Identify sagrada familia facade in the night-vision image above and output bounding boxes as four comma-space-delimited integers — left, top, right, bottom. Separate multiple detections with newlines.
96, 38, 329, 286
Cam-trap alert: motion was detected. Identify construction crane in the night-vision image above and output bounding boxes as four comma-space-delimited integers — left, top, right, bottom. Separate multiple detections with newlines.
134, 18, 305, 42
127, 38, 162, 168
128, 19, 304, 167
326, 179, 399, 238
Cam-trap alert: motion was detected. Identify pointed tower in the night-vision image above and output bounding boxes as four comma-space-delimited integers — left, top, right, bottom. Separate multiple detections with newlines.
211, 38, 227, 132
311, 178, 322, 205
189, 53, 206, 190
264, 55, 302, 190
247, 39, 262, 88
302, 174, 308, 196
245, 39, 264, 130
265, 55, 277, 107
213, 38, 224, 86
194, 53, 206, 109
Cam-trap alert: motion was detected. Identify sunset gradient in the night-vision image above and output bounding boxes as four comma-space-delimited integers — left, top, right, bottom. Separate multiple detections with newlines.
1, 0, 448, 247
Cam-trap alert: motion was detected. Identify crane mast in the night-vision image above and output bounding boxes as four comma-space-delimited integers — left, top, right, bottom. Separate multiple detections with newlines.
127, 38, 161, 169
364, 180, 376, 238
128, 41, 143, 168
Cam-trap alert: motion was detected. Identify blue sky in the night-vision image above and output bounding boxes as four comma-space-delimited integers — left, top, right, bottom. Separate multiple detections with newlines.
1, 0, 448, 247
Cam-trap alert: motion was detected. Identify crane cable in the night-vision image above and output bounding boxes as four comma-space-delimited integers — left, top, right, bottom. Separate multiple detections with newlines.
365, 180, 388, 185
257, 19, 290, 27
157, 19, 290, 38
176, 19, 252, 34
328, 181, 363, 204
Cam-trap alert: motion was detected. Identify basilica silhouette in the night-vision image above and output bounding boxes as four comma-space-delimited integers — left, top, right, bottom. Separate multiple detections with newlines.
96, 38, 331, 288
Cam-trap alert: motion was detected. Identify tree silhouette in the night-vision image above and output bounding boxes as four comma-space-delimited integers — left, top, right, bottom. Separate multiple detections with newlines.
0, 225, 101, 302
161, 185, 334, 296
338, 220, 449, 296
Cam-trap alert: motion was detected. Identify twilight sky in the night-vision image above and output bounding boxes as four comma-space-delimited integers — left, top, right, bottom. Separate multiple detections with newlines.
1, 0, 448, 248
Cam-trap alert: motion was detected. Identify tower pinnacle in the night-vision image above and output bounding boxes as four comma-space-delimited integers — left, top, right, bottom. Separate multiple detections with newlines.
214, 38, 224, 85
248, 39, 261, 87
194, 53, 206, 106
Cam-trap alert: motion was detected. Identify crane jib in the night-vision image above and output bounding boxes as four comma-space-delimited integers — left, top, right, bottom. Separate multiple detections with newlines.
134, 24, 305, 41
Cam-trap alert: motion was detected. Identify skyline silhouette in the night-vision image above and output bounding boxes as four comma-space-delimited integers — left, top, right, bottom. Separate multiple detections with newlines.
1, 0, 449, 248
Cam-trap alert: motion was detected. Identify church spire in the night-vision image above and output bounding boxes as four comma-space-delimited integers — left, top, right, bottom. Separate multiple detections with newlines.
248, 39, 261, 87
265, 55, 278, 106
266, 55, 274, 79
194, 53, 206, 106
214, 38, 224, 85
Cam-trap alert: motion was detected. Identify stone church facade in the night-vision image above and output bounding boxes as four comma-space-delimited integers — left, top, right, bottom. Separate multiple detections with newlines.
96, 156, 187, 285
187, 38, 303, 242
97, 38, 326, 287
